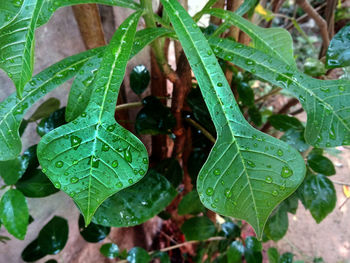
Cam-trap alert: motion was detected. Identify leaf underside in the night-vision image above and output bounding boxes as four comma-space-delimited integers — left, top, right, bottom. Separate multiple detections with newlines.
161, 0, 305, 238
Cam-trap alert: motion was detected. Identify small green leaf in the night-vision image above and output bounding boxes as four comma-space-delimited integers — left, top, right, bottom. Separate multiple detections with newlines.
21, 239, 47, 262
307, 154, 336, 176
264, 204, 289, 241
79, 214, 110, 243
152, 251, 170, 263
37, 107, 66, 137
280, 129, 309, 153
244, 236, 262, 263
0, 189, 28, 240
267, 247, 279, 263
130, 65, 150, 94
16, 169, 59, 198
28, 98, 60, 122
0, 155, 27, 185
268, 115, 304, 132
0, 47, 102, 161
178, 190, 206, 215
227, 241, 244, 263
326, 24, 350, 69
248, 106, 262, 126
127, 247, 151, 263
135, 96, 176, 135
37, 12, 147, 225
38, 216, 68, 255
181, 216, 216, 241
282, 192, 299, 214
154, 158, 183, 188
279, 252, 294, 263
100, 243, 119, 259
304, 58, 326, 77
298, 173, 336, 223
93, 170, 177, 227
237, 82, 254, 107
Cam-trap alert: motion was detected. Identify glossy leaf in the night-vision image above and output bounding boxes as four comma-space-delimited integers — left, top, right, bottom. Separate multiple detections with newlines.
38, 216, 68, 255
28, 98, 60, 122
181, 216, 216, 241
221, 221, 241, 239
244, 236, 262, 263
0, 47, 102, 161
130, 65, 150, 94
207, 8, 296, 67
264, 204, 288, 241
161, 0, 305, 239
154, 157, 183, 188
127, 247, 151, 263
135, 96, 176, 135
0, 189, 28, 240
227, 241, 244, 263
16, 169, 59, 198
178, 190, 206, 215
65, 27, 173, 121
209, 37, 350, 147
326, 24, 350, 69
79, 214, 110, 243
0, 0, 44, 96
307, 154, 336, 176
298, 173, 336, 223
21, 238, 47, 262
268, 115, 304, 132
37, 107, 66, 137
0, 155, 27, 185
37, 12, 148, 225
100, 243, 119, 259
93, 170, 176, 227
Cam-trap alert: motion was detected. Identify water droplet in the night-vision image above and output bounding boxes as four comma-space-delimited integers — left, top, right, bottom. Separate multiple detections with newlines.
207, 50, 213, 55
329, 125, 336, 140
272, 190, 278, 196
90, 156, 100, 168
102, 144, 109, 152
320, 87, 330, 93
64, 172, 69, 176
338, 86, 345, 92
224, 188, 232, 198
72, 160, 78, 165
81, 112, 87, 117
213, 169, 221, 176
277, 149, 284, 156
42, 168, 47, 173
298, 95, 305, 102
279, 183, 286, 190
124, 146, 132, 163
142, 158, 148, 164
55, 161, 63, 168
211, 203, 217, 208
265, 176, 272, 184
112, 160, 118, 168
206, 187, 214, 196
217, 82, 223, 87
192, 23, 198, 28
224, 54, 233, 60
246, 160, 256, 167
128, 179, 133, 184
54, 182, 61, 189
70, 177, 79, 184
116, 182, 123, 188
246, 59, 255, 66
70, 135, 82, 150
281, 166, 293, 178
107, 124, 116, 132
139, 169, 145, 175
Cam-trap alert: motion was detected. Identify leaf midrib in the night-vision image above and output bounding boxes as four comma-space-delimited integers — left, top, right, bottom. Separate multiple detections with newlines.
166, 3, 260, 231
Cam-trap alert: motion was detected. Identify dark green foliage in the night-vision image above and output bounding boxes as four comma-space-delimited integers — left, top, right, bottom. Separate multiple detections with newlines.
326, 24, 350, 68
307, 154, 336, 176
100, 243, 119, 259
178, 190, 206, 215
130, 65, 150, 94
154, 158, 183, 188
127, 247, 151, 263
181, 216, 216, 241
37, 107, 66, 137
79, 214, 110, 243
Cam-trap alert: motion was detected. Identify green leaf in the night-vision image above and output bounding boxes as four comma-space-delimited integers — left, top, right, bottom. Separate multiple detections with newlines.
221, 221, 241, 239
237, 82, 254, 107
93, 170, 176, 227
280, 129, 309, 153
267, 247, 279, 263
279, 253, 294, 263
282, 192, 298, 214
248, 106, 262, 126
161, 0, 305, 239
264, 204, 288, 241
181, 216, 216, 241
188, 148, 210, 186
178, 190, 206, 215
0, 0, 21, 29
37, 107, 66, 137
244, 236, 262, 263
127, 247, 151, 263
152, 251, 170, 263
0, 155, 27, 185
0, 47, 102, 161
326, 24, 350, 69
21, 238, 47, 262
0, 0, 45, 96
304, 58, 326, 77
130, 65, 150, 94
207, 8, 296, 67
100, 243, 119, 259
235, 0, 259, 16
268, 115, 304, 132
298, 173, 336, 223
38, 216, 68, 255
0, 189, 28, 240
307, 154, 336, 176
28, 98, 60, 122
65, 27, 173, 122
209, 37, 350, 147
154, 157, 183, 188
227, 241, 244, 263
37, 12, 148, 225
135, 96, 176, 135
79, 214, 110, 243
16, 169, 59, 198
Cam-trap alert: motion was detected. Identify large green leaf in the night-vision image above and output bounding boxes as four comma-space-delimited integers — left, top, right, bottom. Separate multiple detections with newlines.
207, 8, 296, 67
37, 12, 148, 225
65, 27, 173, 122
0, 189, 29, 240
0, 47, 102, 161
0, 0, 44, 97
161, 0, 305, 239
0, 0, 21, 29
208, 37, 350, 147
93, 170, 176, 227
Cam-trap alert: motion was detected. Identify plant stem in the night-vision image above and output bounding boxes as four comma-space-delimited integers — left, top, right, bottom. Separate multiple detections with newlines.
331, 180, 350, 187
115, 102, 143, 111
255, 87, 282, 103
185, 118, 216, 143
